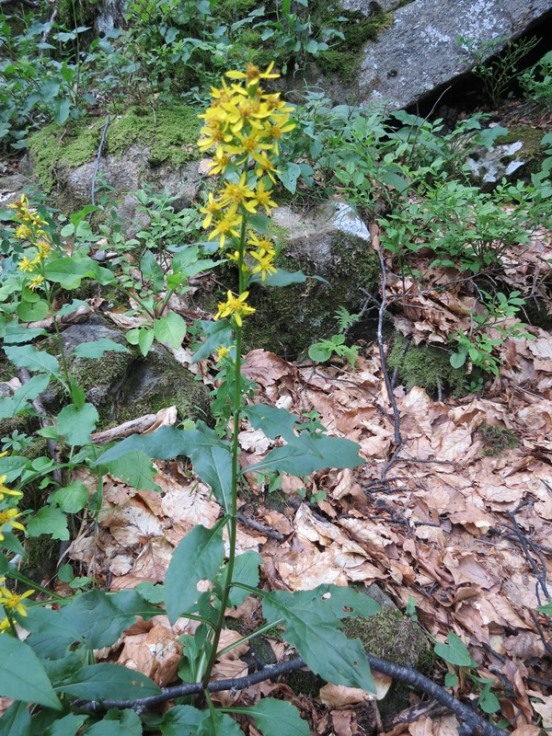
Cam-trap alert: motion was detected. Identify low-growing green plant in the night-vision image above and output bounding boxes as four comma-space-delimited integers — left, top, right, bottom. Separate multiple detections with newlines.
450, 290, 529, 376
458, 34, 540, 108
308, 307, 360, 368
520, 50, 552, 109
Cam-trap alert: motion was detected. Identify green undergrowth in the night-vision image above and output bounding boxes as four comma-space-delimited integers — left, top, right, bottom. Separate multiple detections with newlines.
387, 334, 477, 397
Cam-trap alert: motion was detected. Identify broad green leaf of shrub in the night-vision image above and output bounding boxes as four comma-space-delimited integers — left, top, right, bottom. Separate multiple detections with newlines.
101, 450, 160, 491
247, 434, 362, 476
0, 636, 61, 710
165, 524, 225, 623
4, 345, 59, 375
50, 481, 89, 513
26, 506, 69, 540
57, 402, 99, 446
44, 713, 89, 735
0, 700, 31, 735
0, 373, 50, 419
160, 706, 205, 735
79, 708, 142, 735
245, 404, 298, 442
154, 312, 187, 350
263, 588, 375, 692
58, 662, 161, 700
246, 698, 309, 736
434, 632, 474, 667
73, 339, 130, 359
16, 299, 49, 322
25, 589, 159, 657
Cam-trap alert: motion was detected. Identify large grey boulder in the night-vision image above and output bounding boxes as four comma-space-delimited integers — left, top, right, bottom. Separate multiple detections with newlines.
355, 0, 552, 110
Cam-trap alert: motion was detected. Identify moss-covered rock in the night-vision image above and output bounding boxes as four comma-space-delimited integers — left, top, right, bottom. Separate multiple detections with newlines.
25, 104, 200, 197
387, 334, 475, 398
343, 608, 434, 715
242, 201, 379, 359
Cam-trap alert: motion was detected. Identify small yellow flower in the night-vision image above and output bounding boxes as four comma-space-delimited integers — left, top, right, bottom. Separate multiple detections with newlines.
247, 232, 276, 256
0, 476, 22, 503
208, 211, 243, 249
28, 275, 45, 291
250, 250, 277, 281
0, 589, 33, 617
199, 192, 223, 229
14, 224, 32, 240
250, 181, 278, 215
36, 240, 52, 260
215, 290, 256, 327
0, 507, 26, 540
0, 617, 11, 633
207, 150, 232, 176
226, 62, 279, 88
215, 345, 232, 362
254, 153, 279, 183
7, 194, 30, 213
18, 256, 36, 273
219, 173, 257, 213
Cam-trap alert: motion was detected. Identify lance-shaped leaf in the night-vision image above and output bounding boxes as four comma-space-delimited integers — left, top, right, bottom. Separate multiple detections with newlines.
165, 524, 225, 623
57, 663, 161, 700
263, 587, 375, 692
4, 345, 59, 375
247, 434, 363, 476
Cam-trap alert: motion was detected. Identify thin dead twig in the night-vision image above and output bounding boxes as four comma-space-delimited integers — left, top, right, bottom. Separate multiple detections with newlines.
236, 511, 284, 541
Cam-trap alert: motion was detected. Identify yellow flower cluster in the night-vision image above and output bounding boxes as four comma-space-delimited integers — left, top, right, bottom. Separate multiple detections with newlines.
8, 194, 53, 291
0, 473, 30, 632
197, 63, 295, 330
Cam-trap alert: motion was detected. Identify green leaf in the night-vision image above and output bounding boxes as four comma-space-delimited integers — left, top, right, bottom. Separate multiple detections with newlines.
16, 299, 49, 322
0, 636, 61, 709
26, 589, 159, 657
0, 374, 50, 419
449, 350, 467, 369
0, 700, 31, 736
141, 250, 165, 290
246, 404, 297, 442
247, 698, 309, 736
247, 434, 363, 476
58, 663, 161, 700
434, 632, 474, 667
138, 327, 155, 356
44, 257, 114, 289
160, 705, 205, 736
101, 450, 160, 491
26, 506, 69, 540
79, 709, 142, 735
50, 482, 89, 513
44, 713, 89, 735
278, 162, 302, 193
198, 711, 242, 735
260, 269, 308, 287
4, 345, 59, 375
95, 424, 231, 508
153, 312, 187, 350
72, 339, 129, 359
263, 587, 375, 692
191, 320, 233, 363
53, 97, 70, 125
227, 551, 261, 607
1, 322, 46, 344
57, 402, 99, 446
537, 601, 552, 615
479, 686, 500, 714
165, 525, 225, 622
308, 344, 333, 363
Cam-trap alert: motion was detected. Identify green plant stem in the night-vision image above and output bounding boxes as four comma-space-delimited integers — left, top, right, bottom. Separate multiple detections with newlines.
201, 217, 248, 688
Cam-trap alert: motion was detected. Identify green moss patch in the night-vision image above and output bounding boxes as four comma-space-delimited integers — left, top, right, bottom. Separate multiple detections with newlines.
28, 104, 200, 192
388, 334, 475, 398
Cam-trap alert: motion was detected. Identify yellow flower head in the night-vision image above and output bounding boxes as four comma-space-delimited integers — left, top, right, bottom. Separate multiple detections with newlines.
0, 507, 25, 540
0, 617, 11, 633
36, 240, 52, 260
14, 224, 32, 240
7, 194, 30, 214
199, 192, 223, 230
251, 180, 278, 215
219, 173, 257, 214
215, 290, 256, 327
215, 345, 232, 362
208, 211, 243, 249
0, 588, 33, 617
247, 232, 276, 256
28, 275, 45, 291
18, 256, 37, 273
226, 62, 279, 89
250, 249, 277, 281
0, 476, 22, 503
